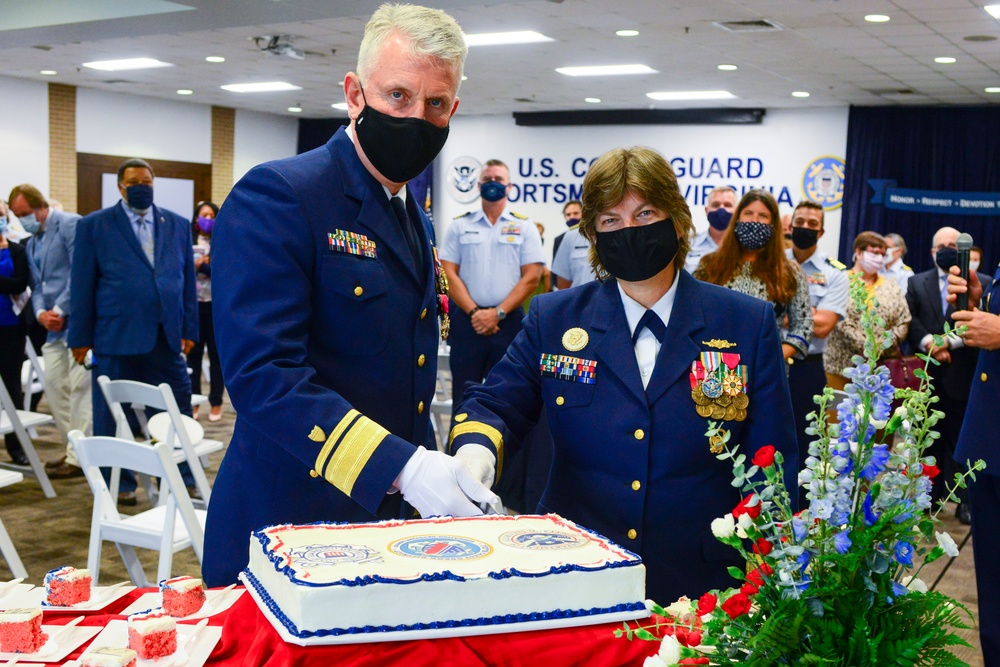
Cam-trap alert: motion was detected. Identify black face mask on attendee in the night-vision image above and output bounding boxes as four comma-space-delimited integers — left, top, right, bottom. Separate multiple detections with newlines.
791, 226, 820, 250
355, 86, 450, 183
595, 218, 678, 282
565, 217, 581, 228
935, 246, 958, 271
734, 221, 773, 251
707, 208, 732, 231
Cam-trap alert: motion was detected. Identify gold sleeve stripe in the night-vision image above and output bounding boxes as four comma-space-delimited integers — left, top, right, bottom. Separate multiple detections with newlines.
449, 421, 504, 479
314, 409, 360, 475
324, 415, 390, 496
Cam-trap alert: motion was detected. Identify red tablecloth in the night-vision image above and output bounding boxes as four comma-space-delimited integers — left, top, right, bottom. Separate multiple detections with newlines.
45, 588, 661, 666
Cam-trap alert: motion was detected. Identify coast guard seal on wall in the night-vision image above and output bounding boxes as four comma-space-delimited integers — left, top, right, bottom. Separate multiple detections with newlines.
802, 156, 845, 211
446, 156, 482, 204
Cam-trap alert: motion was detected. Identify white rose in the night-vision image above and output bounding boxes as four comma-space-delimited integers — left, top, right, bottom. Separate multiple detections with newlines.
903, 575, 928, 593
657, 634, 682, 665
711, 513, 735, 539
936, 531, 960, 558
736, 512, 754, 539
643, 655, 668, 667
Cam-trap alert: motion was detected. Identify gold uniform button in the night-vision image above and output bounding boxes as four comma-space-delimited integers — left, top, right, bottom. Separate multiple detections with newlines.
631, 480, 641, 491
417, 401, 425, 414
627, 529, 637, 540
634, 429, 644, 440
555, 396, 565, 406
982, 372, 989, 382
309, 470, 319, 478
418, 354, 426, 367
420, 308, 428, 319
354, 285, 363, 297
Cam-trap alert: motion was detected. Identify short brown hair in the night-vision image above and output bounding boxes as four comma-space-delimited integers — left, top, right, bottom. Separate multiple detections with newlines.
793, 200, 824, 228
580, 146, 692, 280
853, 231, 887, 253
8, 184, 47, 210
117, 158, 154, 183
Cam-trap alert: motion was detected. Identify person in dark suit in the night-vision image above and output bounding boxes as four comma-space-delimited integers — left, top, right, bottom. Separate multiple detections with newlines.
202, 4, 497, 587
448, 147, 798, 604
947, 261, 1000, 667
0, 232, 30, 465
906, 226, 991, 520
68, 158, 198, 504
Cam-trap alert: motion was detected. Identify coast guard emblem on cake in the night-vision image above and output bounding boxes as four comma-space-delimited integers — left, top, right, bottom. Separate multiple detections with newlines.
498, 530, 589, 550
802, 156, 845, 211
390, 535, 492, 560
288, 544, 383, 567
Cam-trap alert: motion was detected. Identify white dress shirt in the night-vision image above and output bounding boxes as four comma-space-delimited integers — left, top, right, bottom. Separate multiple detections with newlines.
617, 277, 679, 389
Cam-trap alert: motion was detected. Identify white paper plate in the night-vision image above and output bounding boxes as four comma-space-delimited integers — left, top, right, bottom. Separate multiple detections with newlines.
70, 619, 222, 667
0, 624, 101, 662
0, 582, 36, 610
120, 588, 245, 620
5, 585, 136, 612
239, 572, 649, 646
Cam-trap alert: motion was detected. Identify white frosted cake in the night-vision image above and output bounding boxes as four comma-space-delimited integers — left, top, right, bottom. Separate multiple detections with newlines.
243, 513, 646, 640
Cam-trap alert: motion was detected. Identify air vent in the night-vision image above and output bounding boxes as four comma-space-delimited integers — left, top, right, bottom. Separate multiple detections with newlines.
32, 45, 53, 51
100, 79, 132, 85
714, 19, 783, 33
867, 88, 915, 96
964, 35, 997, 42
514, 97, 536, 103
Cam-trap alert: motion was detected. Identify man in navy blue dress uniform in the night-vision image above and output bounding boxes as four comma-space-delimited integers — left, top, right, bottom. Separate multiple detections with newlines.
203, 4, 497, 586
948, 262, 1000, 667
448, 147, 798, 604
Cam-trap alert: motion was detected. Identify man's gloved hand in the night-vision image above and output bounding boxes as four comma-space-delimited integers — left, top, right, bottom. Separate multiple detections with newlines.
396, 446, 497, 518
453, 444, 496, 489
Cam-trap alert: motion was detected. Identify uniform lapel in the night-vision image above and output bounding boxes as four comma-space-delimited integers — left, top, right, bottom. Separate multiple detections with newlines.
588, 279, 646, 407
645, 271, 705, 406
115, 204, 153, 271
152, 205, 170, 272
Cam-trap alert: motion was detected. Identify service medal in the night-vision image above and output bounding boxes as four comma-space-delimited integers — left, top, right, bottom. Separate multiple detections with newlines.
561, 327, 589, 352
702, 376, 723, 399
722, 372, 744, 397
734, 393, 749, 410
711, 404, 726, 420
691, 388, 711, 405
696, 404, 714, 418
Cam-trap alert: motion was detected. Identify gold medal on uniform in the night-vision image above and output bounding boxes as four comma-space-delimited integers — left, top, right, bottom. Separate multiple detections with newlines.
562, 327, 589, 352
689, 350, 750, 428
432, 246, 450, 341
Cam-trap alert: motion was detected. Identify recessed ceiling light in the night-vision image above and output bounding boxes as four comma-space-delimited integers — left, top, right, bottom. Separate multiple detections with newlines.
557, 64, 657, 77
464, 31, 553, 47
985, 86, 1000, 93
331, 102, 349, 110
985, 5, 1000, 19
221, 81, 302, 93
176, 89, 193, 95
82, 57, 173, 71
934, 56, 957, 63
40, 70, 57, 75
584, 97, 601, 103
865, 14, 891, 22
205, 56, 225, 63
717, 64, 738, 71
791, 91, 810, 98
647, 90, 735, 101
616, 29, 639, 37
288, 106, 302, 113
461, 75, 468, 81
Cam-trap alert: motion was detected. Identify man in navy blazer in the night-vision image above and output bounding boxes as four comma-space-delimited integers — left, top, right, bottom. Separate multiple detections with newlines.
9, 184, 90, 477
449, 147, 798, 605
68, 158, 198, 502
203, 5, 496, 586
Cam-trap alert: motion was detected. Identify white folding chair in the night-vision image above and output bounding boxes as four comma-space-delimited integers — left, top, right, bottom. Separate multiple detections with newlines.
0, 376, 56, 498
21, 338, 45, 415
69, 430, 206, 588
0, 470, 29, 579
96, 376, 222, 509
430, 345, 453, 452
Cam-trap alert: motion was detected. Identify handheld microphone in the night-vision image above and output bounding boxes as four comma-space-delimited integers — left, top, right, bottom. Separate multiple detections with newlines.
956, 233, 973, 311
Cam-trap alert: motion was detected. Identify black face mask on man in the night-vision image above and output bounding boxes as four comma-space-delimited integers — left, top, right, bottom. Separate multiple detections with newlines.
791, 226, 820, 250
354, 85, 450, 183
595, 218, 679, 282
935, 246, 958, 271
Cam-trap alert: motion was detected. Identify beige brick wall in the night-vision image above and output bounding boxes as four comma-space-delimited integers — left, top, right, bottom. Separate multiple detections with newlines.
211, 106, 235, 204
48, 83, 77, 212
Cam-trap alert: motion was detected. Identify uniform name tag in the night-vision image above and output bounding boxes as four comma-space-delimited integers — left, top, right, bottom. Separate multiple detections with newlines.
539, 353, 596, 384
328, 230, 377, 259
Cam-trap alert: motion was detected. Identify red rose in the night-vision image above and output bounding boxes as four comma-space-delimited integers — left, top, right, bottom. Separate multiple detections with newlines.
922, 464, 940, 479
695, 593, 717, 616
679, 659, 710, 665
753, 538, 773, 556
752, 445, 776, 468
740, 580, 759, 596
721, 592, 752, 619
745, 563, 773, 588
732, 494, 761, 520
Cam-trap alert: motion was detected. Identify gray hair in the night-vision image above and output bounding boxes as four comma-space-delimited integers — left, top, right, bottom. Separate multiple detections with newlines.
357, 4, 467, 82
885, 232, 907, 256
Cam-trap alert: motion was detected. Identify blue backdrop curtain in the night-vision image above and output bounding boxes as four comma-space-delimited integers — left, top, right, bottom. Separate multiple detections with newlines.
841, 106, 1000, 273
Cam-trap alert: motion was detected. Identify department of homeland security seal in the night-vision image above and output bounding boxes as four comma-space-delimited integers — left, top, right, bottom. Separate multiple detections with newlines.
389, 535, 493, 560
288, 543, 383, 567
446, 156, 483, 204
801, 156, 845, 211
498, 530, 589, 550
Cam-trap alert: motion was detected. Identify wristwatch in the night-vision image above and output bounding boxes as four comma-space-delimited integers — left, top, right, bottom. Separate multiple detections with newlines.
496, 307, 507, 321
469, 306, 481, 316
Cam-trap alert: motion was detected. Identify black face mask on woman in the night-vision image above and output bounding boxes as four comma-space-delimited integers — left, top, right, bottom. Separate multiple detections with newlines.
595, 218, 679, 282
354, 86, 450, 183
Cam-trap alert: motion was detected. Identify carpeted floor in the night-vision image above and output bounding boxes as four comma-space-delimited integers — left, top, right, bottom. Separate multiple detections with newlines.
0, 393, 986, 665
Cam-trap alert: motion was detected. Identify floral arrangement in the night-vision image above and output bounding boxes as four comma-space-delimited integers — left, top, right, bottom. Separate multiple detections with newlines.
618, 272, 986, 666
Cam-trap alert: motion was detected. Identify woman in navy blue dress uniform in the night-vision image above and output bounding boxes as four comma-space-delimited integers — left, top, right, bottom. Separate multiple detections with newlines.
449, 146, 797, 605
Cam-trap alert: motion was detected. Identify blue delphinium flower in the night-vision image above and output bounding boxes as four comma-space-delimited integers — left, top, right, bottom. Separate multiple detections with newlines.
895, 541, 914, 567
864, 491, 879, 526
891, 581, 909, 597
833, 530, 852, 554
860, 444, 891, 480
791, 517, 808, 543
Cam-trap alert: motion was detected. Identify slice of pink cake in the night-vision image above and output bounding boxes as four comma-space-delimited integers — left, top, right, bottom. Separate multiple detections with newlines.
159, 576, 206, 617
44, 566, 91, 606
0, 607, 48, 653
80, 646, 138, 667
127, 608, 176, 660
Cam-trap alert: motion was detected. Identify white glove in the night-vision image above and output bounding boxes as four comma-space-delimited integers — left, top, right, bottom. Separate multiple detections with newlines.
453, 444, 496, 489
396, 446, 497, 518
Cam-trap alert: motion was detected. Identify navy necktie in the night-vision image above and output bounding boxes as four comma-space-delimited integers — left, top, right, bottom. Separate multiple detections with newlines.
632, 309, 666, 345
390, 196, 424, 276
